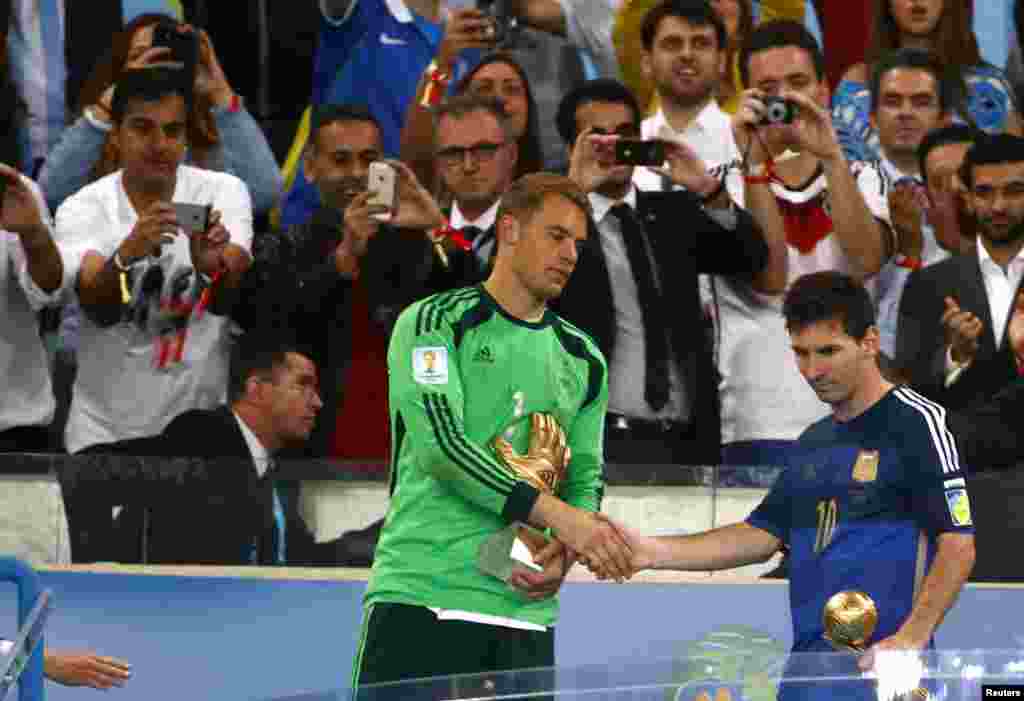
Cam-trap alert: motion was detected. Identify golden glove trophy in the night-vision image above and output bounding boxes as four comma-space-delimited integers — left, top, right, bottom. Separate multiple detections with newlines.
822, 591, 928, 700
477, 413, 571, 582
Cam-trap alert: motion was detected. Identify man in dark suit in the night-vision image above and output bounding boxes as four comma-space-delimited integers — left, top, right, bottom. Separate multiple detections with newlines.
896, 134, 1024, 411
66, 335, 324, 565
424, 94, 522, 290
552, 79, 771, 469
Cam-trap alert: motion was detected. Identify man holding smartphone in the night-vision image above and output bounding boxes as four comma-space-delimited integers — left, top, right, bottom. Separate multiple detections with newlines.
232, 104, 447, 461
553, 78, 773, 470
49, 68, 254, 560
229, 104, 449, 564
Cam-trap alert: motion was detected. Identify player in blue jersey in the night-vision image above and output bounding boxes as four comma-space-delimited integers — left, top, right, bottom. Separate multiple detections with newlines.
594, 271, 975, 700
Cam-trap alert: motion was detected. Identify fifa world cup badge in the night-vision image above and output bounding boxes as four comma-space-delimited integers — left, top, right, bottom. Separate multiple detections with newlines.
852, 450, 879, 483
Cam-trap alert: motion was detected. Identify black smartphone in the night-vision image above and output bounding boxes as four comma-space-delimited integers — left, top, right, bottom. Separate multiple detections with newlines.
614, 139, 666, 167
476, 0, 509, 44
151, 24, 198, 77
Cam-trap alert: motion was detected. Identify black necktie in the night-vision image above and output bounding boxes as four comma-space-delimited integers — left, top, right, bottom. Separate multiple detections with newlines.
610, 203, 671, 412
460, 226, 484, 243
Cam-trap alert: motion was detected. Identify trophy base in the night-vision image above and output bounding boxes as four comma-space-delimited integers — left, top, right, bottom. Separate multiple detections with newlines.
477, 523, 549, 582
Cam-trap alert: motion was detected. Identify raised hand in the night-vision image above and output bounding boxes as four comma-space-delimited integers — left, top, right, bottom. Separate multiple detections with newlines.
336, 191, 384, 276
0, 164, 48, 244
192, 27, 235, 107
650, 140, 720, 197
189, 209, 229, 277
385, 160, 447, 232
942, 297, 983, 365
889, 179, 927, 260
567, 128, 629, 194
117, 201, 179, 264
436, 8, 498, 71
731, 89, 772, 166
927, 173, 973, 255
778, 90, 844, 163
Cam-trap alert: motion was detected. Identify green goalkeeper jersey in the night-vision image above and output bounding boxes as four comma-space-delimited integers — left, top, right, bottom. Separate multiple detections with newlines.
365, 284, 608, 626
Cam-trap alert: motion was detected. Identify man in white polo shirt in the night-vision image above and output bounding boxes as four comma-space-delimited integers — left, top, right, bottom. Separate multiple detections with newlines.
54, 67, 253, 456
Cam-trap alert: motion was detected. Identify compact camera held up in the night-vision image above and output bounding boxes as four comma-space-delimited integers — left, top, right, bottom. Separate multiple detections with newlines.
760, 96, 798, 125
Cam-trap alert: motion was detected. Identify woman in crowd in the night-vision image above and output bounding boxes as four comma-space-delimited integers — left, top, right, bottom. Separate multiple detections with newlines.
399, 10, 543, 189
833, 0, 1021, 163
38, 13, 282, 215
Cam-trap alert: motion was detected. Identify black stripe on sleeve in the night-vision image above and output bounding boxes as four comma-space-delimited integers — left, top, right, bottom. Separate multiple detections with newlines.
434, 394, 518, 491
428, 288, 479, 334
415, 299, 429, 336
423, 394, 513, 495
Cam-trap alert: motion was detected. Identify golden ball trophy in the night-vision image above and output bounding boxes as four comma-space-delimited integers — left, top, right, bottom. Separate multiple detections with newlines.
822, 591, 928, 700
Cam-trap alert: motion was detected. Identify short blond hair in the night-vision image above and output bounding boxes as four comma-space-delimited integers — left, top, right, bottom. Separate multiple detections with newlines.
496, 173, 591, 228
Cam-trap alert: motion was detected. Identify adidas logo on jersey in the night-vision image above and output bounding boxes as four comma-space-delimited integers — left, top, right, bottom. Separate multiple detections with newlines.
474, 345, 495, 363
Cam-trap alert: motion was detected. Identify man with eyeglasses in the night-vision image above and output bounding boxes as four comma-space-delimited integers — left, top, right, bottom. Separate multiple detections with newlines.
428, 94, 521, 288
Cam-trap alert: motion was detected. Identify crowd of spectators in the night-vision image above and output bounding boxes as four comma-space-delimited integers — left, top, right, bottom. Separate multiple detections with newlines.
2, 0, 1024, 576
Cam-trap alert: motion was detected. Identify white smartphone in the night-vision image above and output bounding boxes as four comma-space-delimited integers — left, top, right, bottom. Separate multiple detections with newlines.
366, 162, 397, 221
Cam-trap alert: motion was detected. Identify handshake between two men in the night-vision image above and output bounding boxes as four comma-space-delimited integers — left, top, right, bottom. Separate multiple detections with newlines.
491, 412, 654, 591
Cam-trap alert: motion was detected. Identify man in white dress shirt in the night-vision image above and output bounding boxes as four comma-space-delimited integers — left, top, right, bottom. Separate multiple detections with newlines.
634, 0, 739, 192
897, 134, 1024, 411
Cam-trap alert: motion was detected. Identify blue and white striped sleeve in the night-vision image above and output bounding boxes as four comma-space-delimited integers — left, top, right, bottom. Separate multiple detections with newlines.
894, 387, 974, 535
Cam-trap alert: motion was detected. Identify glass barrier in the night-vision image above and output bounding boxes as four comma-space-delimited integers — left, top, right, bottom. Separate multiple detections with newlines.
3, 454, 1023, 581
261, 651, 1024, 701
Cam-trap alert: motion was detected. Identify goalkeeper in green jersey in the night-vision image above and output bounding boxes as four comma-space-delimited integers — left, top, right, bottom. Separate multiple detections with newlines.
352, 173, 632, 699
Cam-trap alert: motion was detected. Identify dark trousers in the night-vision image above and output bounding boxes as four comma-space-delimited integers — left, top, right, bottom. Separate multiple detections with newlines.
602, 416, 707, 484
0, 425, 55, 457
353, 602, 555, 701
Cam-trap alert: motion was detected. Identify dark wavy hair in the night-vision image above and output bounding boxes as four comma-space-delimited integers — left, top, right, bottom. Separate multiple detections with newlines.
865, 0, 980, 69
454, 52, 544, 178
783, 271, 876, 340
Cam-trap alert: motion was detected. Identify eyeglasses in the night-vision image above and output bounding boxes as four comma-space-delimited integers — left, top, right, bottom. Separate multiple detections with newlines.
437, 141, 506, 169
